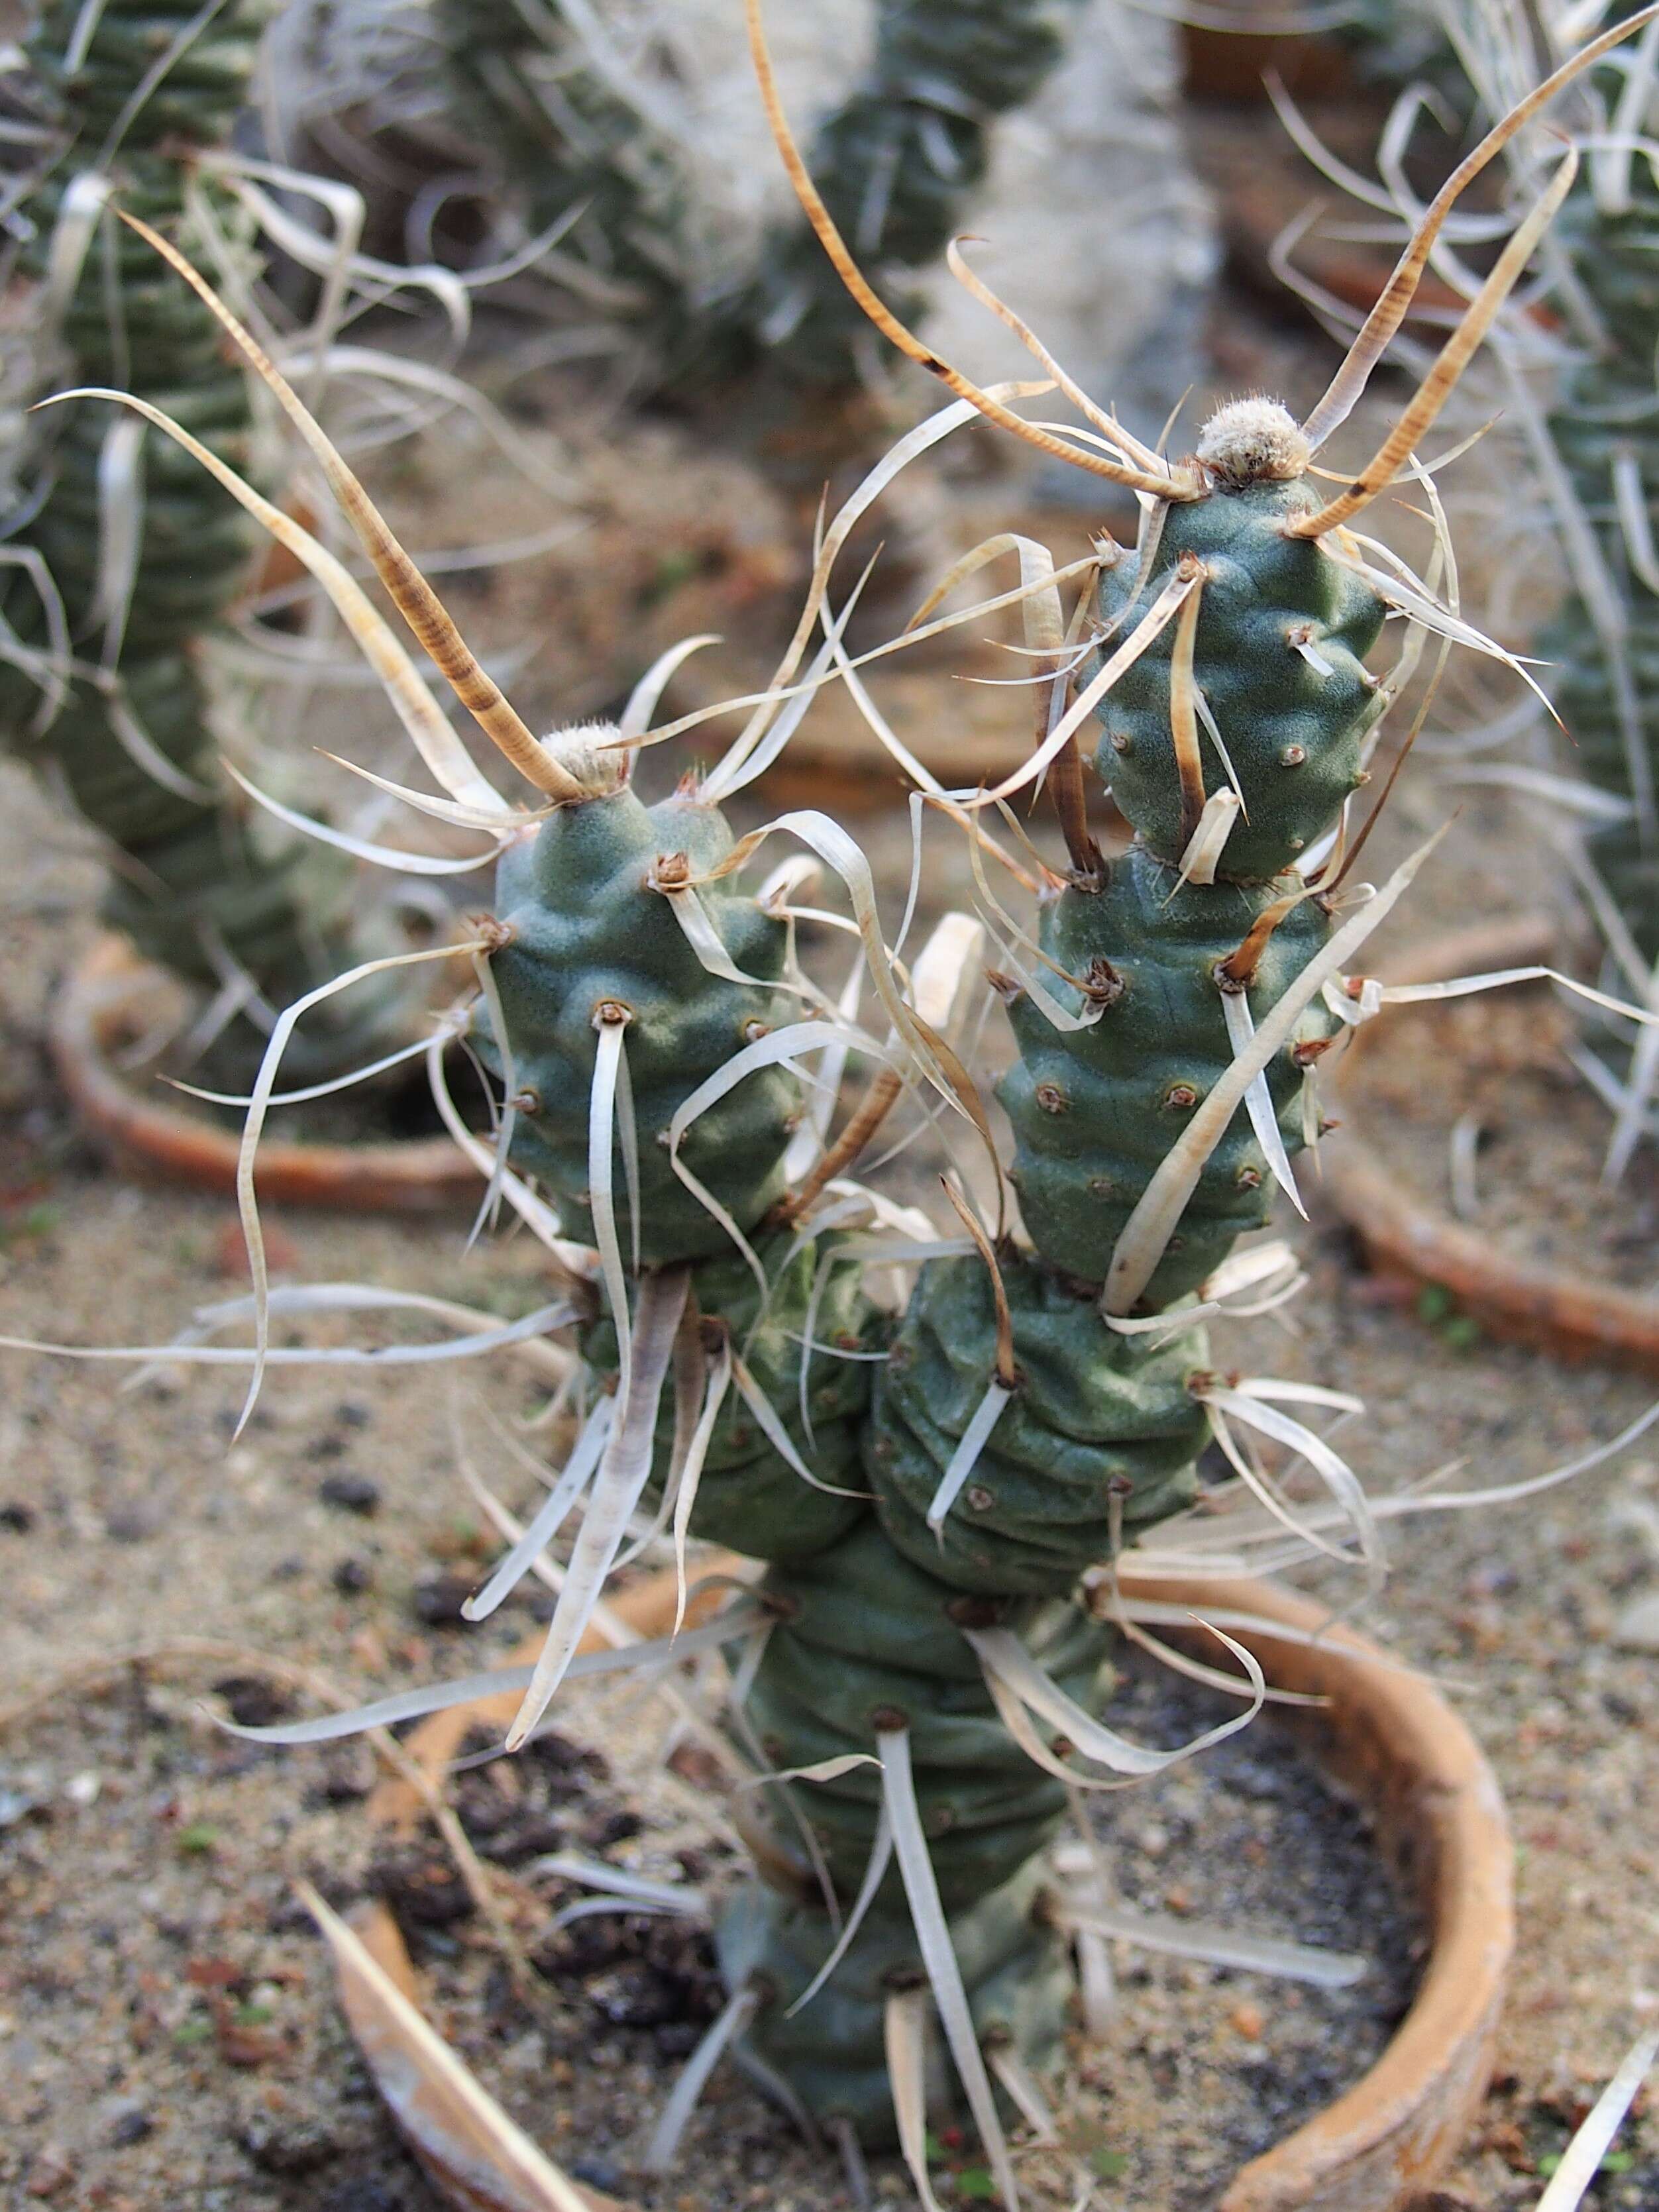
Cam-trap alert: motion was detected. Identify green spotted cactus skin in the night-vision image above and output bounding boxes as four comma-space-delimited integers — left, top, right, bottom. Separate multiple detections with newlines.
482, 784, 804, 1265
582, 1230, 881, 1562
743, 1522, 1112, 1905
1534, 172, 1659, 961
999, 844, 1341, 1304
755, 0, 1080, 380
721, 1519, 1110, 2140
870, 1246, 1207, 1593
1095, 480, 1387, 882
0, 0, 401, 1079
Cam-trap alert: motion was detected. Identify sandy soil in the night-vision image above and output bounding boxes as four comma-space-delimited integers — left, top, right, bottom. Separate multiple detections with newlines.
3, 292, 1658, 2210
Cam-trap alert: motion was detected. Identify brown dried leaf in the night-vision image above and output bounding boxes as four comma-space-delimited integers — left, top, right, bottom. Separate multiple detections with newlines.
302, 1885, 623, 2212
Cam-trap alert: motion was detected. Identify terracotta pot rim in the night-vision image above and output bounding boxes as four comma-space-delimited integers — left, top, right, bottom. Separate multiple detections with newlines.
50, 934, 482, 1214
352, 1559, 1513, 2212
1321, 914, 1659, 1373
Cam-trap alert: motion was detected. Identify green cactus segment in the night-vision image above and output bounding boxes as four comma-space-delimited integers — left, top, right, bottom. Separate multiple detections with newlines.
1094, 478, 1387, 882
725, 1520, 1110, 2131
28, 0, 271, 148
743, 1526, 1110, 1909
581, 1231, 883, 1561
480, 786, 804, 1265
0, 0, 401, 1083
719, 1866, 1071, 2147
1534, 170, 1659, 963
11, 0, 270, 653
869, 1246, 1209, 1593
997, 842, 1338, 1301
755, 0, 1080, 380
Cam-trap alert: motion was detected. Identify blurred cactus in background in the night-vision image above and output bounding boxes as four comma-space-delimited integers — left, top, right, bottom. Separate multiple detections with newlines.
0, 0, 413, 1082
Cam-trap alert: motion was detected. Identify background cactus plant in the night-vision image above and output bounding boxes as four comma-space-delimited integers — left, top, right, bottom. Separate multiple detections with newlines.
1415, 0, 1659, 1175
0, 0, 415, 1084
429, 0, 1090, 385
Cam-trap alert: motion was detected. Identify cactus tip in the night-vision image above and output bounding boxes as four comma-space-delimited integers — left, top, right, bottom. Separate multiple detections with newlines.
1196, 399, 1311, 491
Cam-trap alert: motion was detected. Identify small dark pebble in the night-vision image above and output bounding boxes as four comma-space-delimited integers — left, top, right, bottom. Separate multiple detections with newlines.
480, 1814, 568, 1866
583, 1809, 643, 1850
270, 1555, 306, 1583
107, 2105, 154, 2148
568, 2156, 627, 2194
317, 2175, 407, 2212
590, 1963, 690, 2030
336, 1401, 372, 1428
654, 2020, 705, 2058
371, 1848, 474, 1929
319, 1472, 381, 1516
333, 1557, 374, 1596
0, 1501, 34, 1532
309, 1434, 347, 1462
307, 1746, 375, 1807
523, 1728, 604, 1783
239, 2114, 344, 2176
103, 1501, 158, 1544
266, 1885, 351, 1936
410, 1571, 473, 1625
213, 1675, 296, 1730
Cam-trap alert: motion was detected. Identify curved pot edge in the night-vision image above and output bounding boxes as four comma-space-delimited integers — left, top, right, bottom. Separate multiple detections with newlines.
1322, 914, 1659, 1375
348, 1560, 1513, 2212
51, 934, 482, 1214
1142, 1575, 1511, 2212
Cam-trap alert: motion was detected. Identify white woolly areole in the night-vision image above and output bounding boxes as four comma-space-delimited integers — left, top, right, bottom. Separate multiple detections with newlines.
1196, 398, 1311, 489
544, 722, 627, 796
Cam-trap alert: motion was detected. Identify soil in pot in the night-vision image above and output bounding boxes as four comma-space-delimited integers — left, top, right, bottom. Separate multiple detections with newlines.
0, 1638, 1421, 2212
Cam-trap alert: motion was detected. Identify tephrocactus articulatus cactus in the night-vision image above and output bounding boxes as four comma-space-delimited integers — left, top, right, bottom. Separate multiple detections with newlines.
78, 13, 1659, 2194
710, 8, 1646, 2167
0, 0, 411, 1082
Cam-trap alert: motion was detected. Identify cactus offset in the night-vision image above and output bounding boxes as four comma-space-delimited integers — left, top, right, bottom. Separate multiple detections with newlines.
431, 0, 1087, 386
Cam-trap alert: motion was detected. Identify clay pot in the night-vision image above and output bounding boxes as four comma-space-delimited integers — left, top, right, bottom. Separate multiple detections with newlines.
343, 1559, 1513, 2212
1320, 915, 1659, 1373
51, 935, 480, 1214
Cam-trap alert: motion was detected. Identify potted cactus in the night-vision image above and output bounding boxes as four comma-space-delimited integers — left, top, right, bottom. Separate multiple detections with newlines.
13, 10, 1659, 2199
